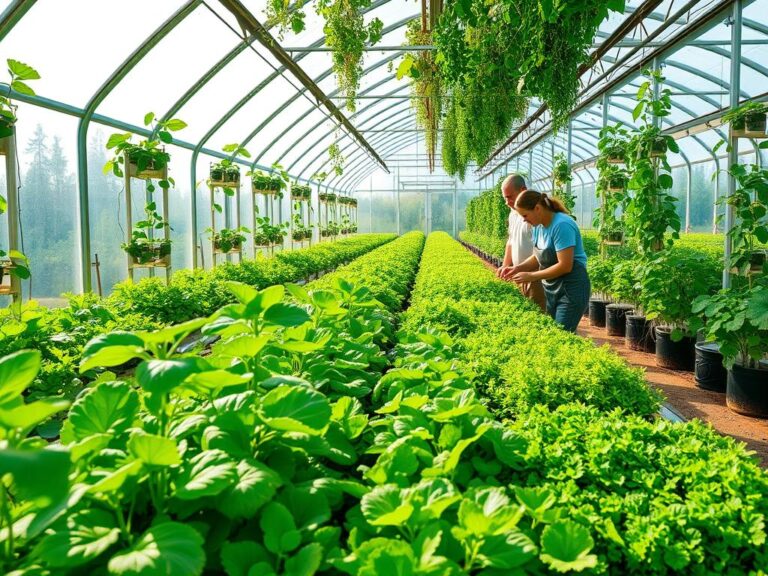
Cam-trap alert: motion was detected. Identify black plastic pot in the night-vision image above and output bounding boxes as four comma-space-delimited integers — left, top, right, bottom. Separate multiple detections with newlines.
625, 315, 654, 352
726, 363, 768, 418
606, 303, 634, 336
655, 327, 695, 371
694, 342, 727, 392
589, 299, 608, 328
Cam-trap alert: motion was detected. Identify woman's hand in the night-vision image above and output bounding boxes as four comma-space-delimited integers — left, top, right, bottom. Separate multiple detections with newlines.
512, 271, 534, 283
501, 265, 519, 281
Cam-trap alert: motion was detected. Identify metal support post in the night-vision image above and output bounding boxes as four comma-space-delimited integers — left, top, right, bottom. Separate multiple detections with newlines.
452, 183, 458, 238
713, 155, 720, 234
724, 0, 742, 288
2, 133, 21, 301
685, 161, 692, 233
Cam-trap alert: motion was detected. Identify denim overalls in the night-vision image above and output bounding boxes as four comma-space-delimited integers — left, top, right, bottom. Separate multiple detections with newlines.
534, 238, 591, 333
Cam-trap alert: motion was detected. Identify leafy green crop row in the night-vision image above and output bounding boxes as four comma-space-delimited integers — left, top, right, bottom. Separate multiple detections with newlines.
109, 234, 397, 325
3, 231, 767, 575
458, 232, 507, 262
403, 233, 662, 416
0, 234, 395, 406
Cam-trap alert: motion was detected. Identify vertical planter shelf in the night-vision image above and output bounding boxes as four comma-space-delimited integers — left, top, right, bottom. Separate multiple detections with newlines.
209, 174, 243, 266
124, 154, 172, 283
0, 129, 22, 302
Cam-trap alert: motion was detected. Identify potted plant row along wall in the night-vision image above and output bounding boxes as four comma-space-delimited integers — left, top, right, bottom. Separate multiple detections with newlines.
291, 183, 312, 201
209, 226, 250, 254
693, 162, 768, 415
250, 164, 288, 196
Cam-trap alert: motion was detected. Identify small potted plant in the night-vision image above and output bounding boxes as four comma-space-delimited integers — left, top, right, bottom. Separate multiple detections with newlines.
209, 226, 249, 253
249, 162, 288, 196
122, 202, 172, 266
724, 101, 768, 139
607, 172, 628, 192
598, 124, 631, 165
0, 59, 40, 139
210, 143, 249, 188
105, 112, 186, 191
692, 284, 768, 416
319, 192, 337, 203
291, 183, 312, 201
0, 250, 30, 295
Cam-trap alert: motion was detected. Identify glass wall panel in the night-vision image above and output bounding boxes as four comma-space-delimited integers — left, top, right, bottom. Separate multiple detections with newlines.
399, 192, 425, 233
429, 191, 454, 234
369, 192, 396, 232
6, 104, 79, 303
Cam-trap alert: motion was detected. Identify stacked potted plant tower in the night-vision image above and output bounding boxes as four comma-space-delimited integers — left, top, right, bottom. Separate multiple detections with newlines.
249, 164, 287, 196
254, 213, 288, 249
0, 59, 38, 296
105, 112, 186, 276
208, 144, 251, 262
551, 152, 575, 214
693, 162, 768, 415
621, 70, 701, 370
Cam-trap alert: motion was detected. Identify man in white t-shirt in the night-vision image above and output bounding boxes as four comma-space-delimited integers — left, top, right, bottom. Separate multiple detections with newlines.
495, 174, 546, 312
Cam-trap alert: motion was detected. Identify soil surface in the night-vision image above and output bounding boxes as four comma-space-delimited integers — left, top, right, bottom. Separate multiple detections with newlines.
577, 318, 768, 468
474, 249, 768, 467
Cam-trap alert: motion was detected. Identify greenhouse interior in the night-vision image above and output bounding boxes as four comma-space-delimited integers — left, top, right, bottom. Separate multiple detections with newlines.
1, 0, 768, 573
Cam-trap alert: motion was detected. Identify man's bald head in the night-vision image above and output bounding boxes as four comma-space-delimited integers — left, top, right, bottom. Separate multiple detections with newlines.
501, 174, 527, 207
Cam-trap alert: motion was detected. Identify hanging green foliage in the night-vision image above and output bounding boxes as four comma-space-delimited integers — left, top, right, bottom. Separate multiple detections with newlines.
433, 0, 625, 177
552, 152, 575, 214
399, 20, 443, 173
465, 183, 508, 239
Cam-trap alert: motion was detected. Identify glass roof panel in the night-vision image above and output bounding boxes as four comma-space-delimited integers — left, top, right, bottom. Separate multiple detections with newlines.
0, 0, 186, 106
172, 44, 278, 143
98, 7, 238, 124
207, 74, 300, 151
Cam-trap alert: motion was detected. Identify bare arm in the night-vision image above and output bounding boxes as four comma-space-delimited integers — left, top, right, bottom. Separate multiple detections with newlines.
513, 247, 574, 282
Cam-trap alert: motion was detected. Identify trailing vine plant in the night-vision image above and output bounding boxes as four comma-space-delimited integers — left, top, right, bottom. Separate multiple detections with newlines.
397, 20, 443, 172
269, 0, 382, 112
623, 69, 680, 256
552, 152, 575, 214
433, 0, 625, 178
594, 124, 631, 248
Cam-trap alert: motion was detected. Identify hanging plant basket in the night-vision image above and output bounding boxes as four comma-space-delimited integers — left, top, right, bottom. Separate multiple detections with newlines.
604, 231, 624, 246
126, 151, 168, 180
319, 192, 337, 203
291, 185, 312, 201
0, 260, 16, 295
607, 176, 627, 192
732, 112, 767, 139
213, 237, 244, 254
210, 166, 241, 187
252, 177, 283, 195
126, 240, 171, 267
0, 116, 15, 141
649, 137, 667, 158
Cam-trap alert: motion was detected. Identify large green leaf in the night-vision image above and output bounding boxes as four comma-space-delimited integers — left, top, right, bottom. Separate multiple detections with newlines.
107, 522, 204, 576
60, 381, 139, 443
174, 450, 237, 500
88, 460, 143, 494
80, 332, 145, 373
284, 543, 323, 576
477, 532, 537, 569
539, 520, 598, 573
0, 448, 69, 505
127, 432, 181, 467
0, 349, 41, 407
263, 303, 311, 327
219, 459, 282, 519
260, 502, 301, 555
0, 399, 69, 435
34, 509, 120, 568
361, 484, 413, 526
215, 334, 269, 358
259, 385, 331, 435
8, 59, 41, 81
220, 541, 270, 576
747, 287, 768, 330
136, 358, 207, 395
226, 281, 259, 305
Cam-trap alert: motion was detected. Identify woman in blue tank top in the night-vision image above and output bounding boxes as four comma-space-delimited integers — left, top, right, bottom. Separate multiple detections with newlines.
504, 190, 591, 332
